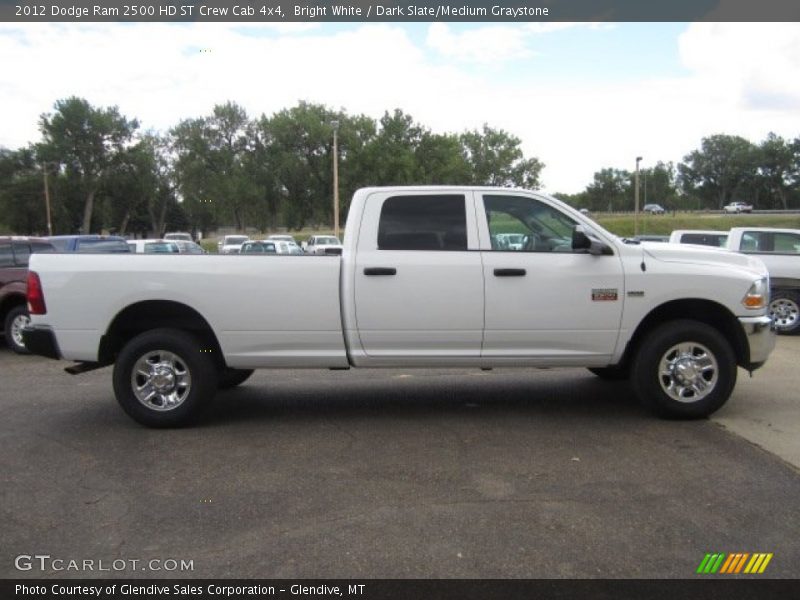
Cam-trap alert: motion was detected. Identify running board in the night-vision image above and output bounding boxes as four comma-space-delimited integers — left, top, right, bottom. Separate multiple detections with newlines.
65, 362, 110, 375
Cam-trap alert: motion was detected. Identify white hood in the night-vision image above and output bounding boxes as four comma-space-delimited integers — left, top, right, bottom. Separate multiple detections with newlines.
642, 243, 768, 278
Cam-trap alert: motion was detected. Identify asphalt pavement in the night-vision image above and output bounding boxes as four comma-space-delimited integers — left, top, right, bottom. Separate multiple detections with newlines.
1, 339, 799, 579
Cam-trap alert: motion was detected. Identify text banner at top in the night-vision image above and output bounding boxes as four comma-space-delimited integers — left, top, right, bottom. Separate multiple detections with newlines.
4, 0, 800, 23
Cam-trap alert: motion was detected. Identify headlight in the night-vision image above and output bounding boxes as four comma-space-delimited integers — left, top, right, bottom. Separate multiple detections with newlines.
742, 278, 769, 310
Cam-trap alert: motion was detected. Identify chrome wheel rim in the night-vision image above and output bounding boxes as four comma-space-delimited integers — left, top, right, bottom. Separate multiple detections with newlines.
131, 350, 191, 411
769, 298, 799, 331
10, 313, 30, 348
659, 342, 718, 403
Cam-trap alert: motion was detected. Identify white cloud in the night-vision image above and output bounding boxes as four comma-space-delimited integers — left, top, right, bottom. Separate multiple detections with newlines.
678, 23, 800, 112
1, 22, 799, 195
426, 23, 533, 64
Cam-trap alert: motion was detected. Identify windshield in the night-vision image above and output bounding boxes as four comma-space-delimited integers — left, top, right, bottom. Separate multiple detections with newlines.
317, 237, 341, 245
225, 236, 249, 245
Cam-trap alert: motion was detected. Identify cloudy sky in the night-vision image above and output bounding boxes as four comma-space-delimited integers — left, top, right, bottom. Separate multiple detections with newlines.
1, 21, 799, 193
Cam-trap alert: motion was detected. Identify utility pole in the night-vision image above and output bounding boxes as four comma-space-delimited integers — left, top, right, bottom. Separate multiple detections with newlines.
634, 156, 642, 237
42, 164, 53, 236
331, 120, 340, 240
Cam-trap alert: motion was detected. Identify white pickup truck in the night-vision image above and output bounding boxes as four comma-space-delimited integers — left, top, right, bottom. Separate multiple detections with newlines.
23, 186, 775, 427
726, 227, 800, 334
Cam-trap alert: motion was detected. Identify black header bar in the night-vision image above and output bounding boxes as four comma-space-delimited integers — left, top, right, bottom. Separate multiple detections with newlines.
3, 0, 799, 23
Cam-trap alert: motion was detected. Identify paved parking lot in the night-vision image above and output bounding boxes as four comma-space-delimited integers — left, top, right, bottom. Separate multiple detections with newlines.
1, 339, 799, 579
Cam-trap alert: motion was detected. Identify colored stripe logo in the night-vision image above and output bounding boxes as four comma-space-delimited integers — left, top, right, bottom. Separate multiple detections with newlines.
696, 553, 773, 574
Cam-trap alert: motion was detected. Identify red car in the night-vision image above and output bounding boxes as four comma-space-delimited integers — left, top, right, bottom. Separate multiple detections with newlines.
0, 236, 55, 353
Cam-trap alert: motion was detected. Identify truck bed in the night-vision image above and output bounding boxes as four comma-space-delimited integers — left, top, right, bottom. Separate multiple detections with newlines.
29, 253, 349, 368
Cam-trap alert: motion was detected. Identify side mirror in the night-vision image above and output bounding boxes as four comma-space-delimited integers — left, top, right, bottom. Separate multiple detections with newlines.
572, 226, 613, 256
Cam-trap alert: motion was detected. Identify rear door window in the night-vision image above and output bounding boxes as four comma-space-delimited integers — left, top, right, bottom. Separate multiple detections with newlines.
378, 195, 467, 251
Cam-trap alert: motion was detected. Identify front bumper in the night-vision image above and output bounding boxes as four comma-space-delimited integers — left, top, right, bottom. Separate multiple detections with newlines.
21, 326, 61, 360
738, 315, 776, 371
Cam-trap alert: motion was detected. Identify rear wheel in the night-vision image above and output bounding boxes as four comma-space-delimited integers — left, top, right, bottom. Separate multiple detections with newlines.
769, 290, 800, 335
4, 305, 31, 354
113, 328, 218, 428
218, 368, 254, 390
632, 320, 736, 419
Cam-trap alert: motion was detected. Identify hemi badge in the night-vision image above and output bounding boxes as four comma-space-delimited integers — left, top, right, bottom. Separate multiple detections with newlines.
592, 288, 618, 301
628, 291, 645, 297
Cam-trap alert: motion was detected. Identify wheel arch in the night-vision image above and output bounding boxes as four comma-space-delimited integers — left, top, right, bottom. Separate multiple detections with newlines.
0, 291, 26, 324
99, 300, 225, 368
620, 298, 749, 370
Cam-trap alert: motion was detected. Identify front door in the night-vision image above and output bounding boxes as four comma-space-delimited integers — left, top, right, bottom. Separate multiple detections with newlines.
478, 192, 624, 365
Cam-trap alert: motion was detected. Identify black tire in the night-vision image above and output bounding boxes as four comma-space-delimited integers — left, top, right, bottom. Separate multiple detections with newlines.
769, 290, 800, 335
218, 368, 254, 390
4, 305, 31, 354
588, 365, 629, 381
112, 328, 218, 428
631, 320, 737, 419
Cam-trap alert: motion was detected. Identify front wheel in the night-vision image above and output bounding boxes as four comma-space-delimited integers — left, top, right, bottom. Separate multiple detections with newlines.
631, 320, 736, 419
4, 305, 31, 354
113, 328, 218, 428
769, 290, 800, 335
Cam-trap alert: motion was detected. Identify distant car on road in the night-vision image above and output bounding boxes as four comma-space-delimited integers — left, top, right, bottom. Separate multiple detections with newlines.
218, 235, 250, 254
267, 234, 296, 243
47, 235, 131, 253
669, 230, 729, 248
642, 204, 666, 215
724, 202, 753, 214
1, 236, 55, 353
302, 235, 343, 255
127, 239, 180, 254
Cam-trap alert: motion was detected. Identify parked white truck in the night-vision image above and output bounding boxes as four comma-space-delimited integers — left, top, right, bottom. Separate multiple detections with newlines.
726, 227, 800, 334
24, 187, 775, 427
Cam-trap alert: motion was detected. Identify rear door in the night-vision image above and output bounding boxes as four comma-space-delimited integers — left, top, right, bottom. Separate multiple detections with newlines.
353, 190, 484, 361
478, 192, 624, 364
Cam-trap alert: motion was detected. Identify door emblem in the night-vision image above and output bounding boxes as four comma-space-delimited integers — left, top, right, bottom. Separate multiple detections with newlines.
592, 288, 618, 301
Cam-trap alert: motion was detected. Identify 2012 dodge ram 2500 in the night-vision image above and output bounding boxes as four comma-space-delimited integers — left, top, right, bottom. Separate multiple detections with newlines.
23, 187, 775, 427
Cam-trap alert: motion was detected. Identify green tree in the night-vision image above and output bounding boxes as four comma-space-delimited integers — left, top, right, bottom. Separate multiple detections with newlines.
172, 102, 263, 233
38, 97, 139, 233
102, 134, 174, 236
258, 102, 344, 230
758, 133, 799, 210
585, 168, 630, 212
678, 134, 758, 209
0, 147, 47, 234
460, 124, 544, 189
